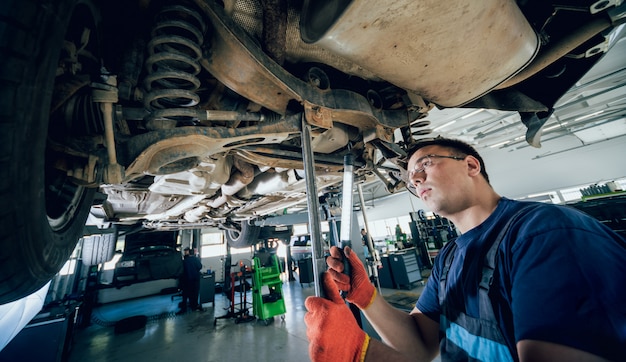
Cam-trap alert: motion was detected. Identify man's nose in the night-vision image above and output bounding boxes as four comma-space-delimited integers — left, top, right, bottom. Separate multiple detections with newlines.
409, 170, 424, 185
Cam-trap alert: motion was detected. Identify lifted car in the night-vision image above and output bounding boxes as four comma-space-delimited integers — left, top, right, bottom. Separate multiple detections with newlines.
0, 0, 624, 303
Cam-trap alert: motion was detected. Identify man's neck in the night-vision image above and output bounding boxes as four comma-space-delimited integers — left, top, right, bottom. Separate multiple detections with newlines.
448, 192, 501, 234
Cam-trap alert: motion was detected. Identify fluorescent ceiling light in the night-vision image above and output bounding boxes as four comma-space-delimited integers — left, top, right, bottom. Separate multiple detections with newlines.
543, 124, 561, 131
543, 121, 569, 132
433, 120, 456, 131
489, 140, 509, 148
461, 109, 484, 119
574, 110, 604, 122
527, 191, 552, 198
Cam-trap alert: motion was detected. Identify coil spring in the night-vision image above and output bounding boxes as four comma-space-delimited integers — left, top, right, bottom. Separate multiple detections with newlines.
143, 4, 207, 128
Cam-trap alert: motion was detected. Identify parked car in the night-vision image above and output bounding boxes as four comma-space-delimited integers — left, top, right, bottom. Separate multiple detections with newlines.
1, 0, 624, 304
112, 230, 183, 287
289, 234, 330, 262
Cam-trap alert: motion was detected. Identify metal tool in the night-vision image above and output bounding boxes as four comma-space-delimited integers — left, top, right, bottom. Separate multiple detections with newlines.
301, 115, 326, 297
338, 153, 355, 295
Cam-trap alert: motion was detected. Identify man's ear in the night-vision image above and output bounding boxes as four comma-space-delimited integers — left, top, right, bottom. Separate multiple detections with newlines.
465, 155, 482, 177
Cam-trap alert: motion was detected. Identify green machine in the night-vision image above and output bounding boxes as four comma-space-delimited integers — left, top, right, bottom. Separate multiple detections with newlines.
252, 253, 286, 325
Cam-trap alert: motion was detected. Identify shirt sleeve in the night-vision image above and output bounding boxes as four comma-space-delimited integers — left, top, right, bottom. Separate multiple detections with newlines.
415, 247, 450, 322
415, 277, 439, 322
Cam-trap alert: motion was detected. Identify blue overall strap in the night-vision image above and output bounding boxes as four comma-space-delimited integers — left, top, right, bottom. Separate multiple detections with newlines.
437, 204, 539, 361
438, 241, 458, 305
437, 203, 529, 309
478, 204, 539, 320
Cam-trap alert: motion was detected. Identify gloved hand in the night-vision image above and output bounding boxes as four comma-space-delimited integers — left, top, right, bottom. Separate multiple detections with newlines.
305, 272, 371, 362
326, 246, 376, 309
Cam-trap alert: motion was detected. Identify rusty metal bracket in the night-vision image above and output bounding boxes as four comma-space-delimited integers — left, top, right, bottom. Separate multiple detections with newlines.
303, 101, 333, 129
193, 0, 412, 131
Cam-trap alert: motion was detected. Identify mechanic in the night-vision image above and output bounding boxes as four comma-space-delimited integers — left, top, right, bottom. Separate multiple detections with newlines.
304, 137, 626, 361
360, 229, 370, 258
178, 247, 204, 314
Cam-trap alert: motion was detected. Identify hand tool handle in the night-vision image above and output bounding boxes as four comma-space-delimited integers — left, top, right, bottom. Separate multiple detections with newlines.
340, 241, 352, 299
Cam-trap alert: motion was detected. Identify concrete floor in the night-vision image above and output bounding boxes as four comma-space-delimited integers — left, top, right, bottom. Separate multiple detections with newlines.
68, 275, 426, 362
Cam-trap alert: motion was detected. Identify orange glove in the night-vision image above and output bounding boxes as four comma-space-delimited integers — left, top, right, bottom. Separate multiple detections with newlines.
326, 246, 376, 309
305, 272, 371, 362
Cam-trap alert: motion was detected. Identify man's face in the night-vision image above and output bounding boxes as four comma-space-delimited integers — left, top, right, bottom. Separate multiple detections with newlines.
407, 145, 470, 216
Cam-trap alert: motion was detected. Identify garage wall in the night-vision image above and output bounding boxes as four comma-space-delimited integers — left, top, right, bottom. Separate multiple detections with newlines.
358, 135, 626, 223
199, 255, 227, 283
357, 192, 425, 224
485, 134, 626, 200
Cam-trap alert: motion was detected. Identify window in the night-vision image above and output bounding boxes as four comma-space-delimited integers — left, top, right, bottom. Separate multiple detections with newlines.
559, 187, 583, 202
292, 222, 330, 236
101, 253, 122, 271
292, 223, 308, 235
58, 258, 77, 276
369, 219, 388, 239
365, 215, 412, 240
201, 232, 225, 257
396, 215, 411, 236
524, 177, 626, 203
101, 236, 125, 271
199, 231, 258, 258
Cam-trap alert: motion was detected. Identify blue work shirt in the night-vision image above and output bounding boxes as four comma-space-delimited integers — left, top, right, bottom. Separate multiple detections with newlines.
416, 198, 626, 360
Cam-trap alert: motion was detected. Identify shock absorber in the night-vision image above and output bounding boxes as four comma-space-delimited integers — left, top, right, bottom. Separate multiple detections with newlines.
143, 3, 207, 129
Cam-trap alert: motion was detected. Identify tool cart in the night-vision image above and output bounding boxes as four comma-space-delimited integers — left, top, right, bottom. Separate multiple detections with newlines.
252, 253, 286, 325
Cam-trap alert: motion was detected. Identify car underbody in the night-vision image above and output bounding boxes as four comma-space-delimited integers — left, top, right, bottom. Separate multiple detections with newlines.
0, 0, 624, 303
91, 0, 625, 231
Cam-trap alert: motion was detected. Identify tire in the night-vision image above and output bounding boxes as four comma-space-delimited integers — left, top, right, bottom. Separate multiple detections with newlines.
224, 221, 261, 248
0, 0, 99, 303
81, 231, 117, 266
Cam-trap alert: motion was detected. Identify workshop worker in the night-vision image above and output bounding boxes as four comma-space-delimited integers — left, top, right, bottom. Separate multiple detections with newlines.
178, 247, 204, 313
360, 228, 370, 258
304, 137, 626, 361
